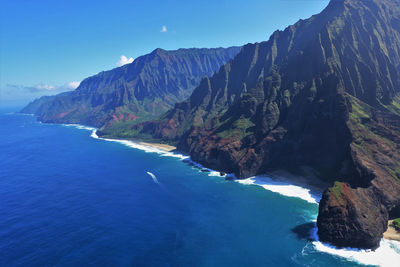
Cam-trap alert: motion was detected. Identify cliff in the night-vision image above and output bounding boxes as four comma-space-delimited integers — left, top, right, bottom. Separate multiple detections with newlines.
104, 0, 400, 249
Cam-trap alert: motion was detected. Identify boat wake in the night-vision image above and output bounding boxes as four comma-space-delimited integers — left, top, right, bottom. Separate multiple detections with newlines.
146, 171, 159, 184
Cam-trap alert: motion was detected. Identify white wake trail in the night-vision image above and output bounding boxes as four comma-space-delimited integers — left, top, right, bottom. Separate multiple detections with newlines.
146, 172, 159, 184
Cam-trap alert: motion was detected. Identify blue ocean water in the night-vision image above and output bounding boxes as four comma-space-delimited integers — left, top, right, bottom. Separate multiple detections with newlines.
0, 109, 375, 266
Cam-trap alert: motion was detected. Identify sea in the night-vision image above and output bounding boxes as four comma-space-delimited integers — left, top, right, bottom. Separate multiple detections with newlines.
1, 107, 400, 267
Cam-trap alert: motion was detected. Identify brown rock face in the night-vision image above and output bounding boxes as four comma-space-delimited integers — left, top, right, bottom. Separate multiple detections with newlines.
318, 96, 400, 249
123, 0, 400, 249
317, 182, 389, 249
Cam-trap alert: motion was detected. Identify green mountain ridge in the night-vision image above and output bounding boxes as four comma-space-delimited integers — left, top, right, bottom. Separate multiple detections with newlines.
97, 0, 400, 249
22, 47, 241, 127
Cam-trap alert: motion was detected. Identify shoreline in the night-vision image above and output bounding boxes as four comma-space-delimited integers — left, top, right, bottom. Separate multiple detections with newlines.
88, 129, 324, 204
236, 173, 323, 204
383, 220, 400, 242
138, 141, 176, 152
74, 127, 325, 204
92, 130, 177, 152
41, 122, 400, 264
89, 129, 188, 160
91, 126, 400, 264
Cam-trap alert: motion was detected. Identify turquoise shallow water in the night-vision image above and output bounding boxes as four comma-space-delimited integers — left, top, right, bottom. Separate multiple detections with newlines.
0, 108, 370, 266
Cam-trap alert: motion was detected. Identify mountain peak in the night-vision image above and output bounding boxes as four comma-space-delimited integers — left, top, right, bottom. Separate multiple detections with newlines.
121, 0, 400, 250
151, 48, 166, 55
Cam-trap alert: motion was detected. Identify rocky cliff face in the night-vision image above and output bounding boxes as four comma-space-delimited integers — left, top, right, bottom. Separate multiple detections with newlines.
111, 0, 400, 249
22, 47, 240, 127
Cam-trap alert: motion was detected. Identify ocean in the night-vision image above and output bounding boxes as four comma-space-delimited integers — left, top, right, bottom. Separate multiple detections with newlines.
1, 108, 400, 267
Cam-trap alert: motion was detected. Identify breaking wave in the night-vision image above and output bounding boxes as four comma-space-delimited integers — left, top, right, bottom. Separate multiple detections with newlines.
236, 176, 321, 204
312, 239, 400, 267
89, 129, 189, 160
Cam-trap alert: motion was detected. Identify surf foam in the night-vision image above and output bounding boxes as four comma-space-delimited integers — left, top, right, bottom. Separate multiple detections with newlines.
88, 126, 320, 204
62, 124, 96, 131
299, 222, 400, 267
89, 129, 189, 160
236, 176, 320, 204
312, 239, 400, 267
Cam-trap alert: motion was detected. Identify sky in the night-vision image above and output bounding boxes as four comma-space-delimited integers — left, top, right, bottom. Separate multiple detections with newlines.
0, 0, 329, 106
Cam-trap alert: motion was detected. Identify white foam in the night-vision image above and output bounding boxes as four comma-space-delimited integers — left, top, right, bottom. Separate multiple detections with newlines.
71, 126, 320, 205
208, 171, 223, 177
313, 239, 400, 267
181, 158, 228, 178
90, 131, 228, 178
236, 176, 320, 204
89, 129, 189, 160
69, 124, 319, 205
301, 222, 400, 266
62, 124, 96, 131
146, 171, 159, 184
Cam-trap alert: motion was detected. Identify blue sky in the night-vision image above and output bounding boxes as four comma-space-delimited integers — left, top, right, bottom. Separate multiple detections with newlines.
0, 0, 329, 105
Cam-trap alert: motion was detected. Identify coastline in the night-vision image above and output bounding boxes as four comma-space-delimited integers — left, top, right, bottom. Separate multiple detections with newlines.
87, 128, 324, 204
138, 141, 176, 152
236, 173, 323, 204
51, 123, 400, 265
383, 220, 400, 242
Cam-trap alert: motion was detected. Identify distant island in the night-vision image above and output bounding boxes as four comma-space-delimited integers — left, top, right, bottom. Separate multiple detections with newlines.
22, 0, 400, 250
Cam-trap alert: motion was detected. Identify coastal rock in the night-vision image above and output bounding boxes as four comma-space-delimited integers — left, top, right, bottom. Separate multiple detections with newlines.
317, 182, 388, 249
318, 97, 400, 248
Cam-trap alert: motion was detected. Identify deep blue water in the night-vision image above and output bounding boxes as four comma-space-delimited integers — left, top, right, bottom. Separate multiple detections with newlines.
0, 109, 363, 266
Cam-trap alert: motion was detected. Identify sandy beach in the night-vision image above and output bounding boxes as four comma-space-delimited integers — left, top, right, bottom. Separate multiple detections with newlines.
383, 220, 400, 242
138, 141, 176, 152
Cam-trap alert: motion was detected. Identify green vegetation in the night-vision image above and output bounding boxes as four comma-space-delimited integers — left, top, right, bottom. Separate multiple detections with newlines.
348, 95, 371, 123
216, 117, 255, 140
22, 47, 241, 128
348, 95, 397, 161
392, 218, 400, 231
329, 181, 345, 205
385, 95, 400, 115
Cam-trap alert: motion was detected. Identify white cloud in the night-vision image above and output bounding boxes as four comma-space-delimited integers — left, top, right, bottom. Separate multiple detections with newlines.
34, 84, 56, 91
116, 55, 134, 67
5, 81, 80, 94
32, 81, 80, 91
2, 82, 78, 106
160, 25, 167, 33
67, 81, 80, 89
